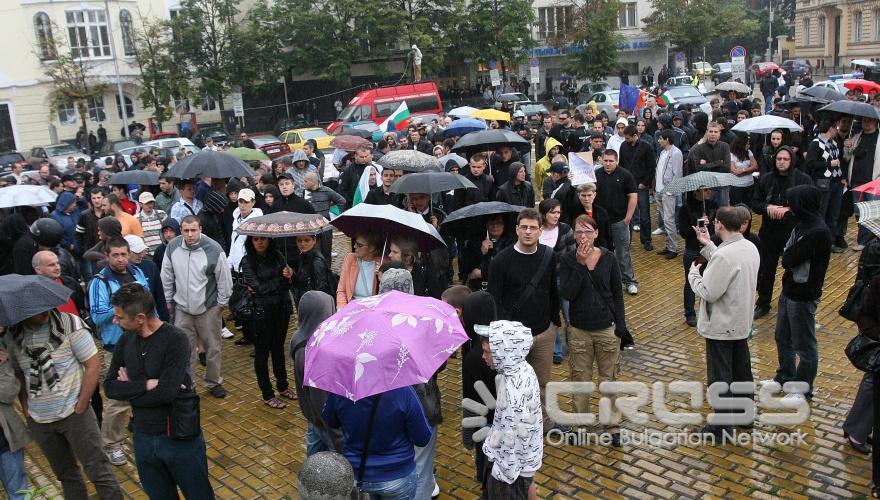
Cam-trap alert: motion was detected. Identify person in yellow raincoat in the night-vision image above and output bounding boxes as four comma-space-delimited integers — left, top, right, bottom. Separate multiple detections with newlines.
534, 136, 563, 200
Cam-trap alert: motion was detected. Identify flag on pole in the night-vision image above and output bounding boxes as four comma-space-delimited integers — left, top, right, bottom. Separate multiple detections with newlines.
378, 101, 411, 132
329, 162, 382, 217
619, 84, 640, 115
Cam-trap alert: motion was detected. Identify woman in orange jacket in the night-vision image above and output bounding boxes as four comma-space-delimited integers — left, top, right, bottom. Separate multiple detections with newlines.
336, 230, 384, 307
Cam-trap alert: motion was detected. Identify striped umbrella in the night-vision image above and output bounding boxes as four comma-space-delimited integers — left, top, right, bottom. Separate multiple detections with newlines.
856, 200, 880, 238
661, 171, 755, 195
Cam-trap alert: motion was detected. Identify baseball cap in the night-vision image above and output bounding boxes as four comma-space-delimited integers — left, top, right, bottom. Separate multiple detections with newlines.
277, 172, 295, 182
138, 192, 156, 204
61, 173, 75, 182
124, 235, 147, 254
547, 162, 569, 174
238, 188, 256, 201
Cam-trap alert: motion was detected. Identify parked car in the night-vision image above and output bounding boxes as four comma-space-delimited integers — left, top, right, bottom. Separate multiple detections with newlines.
517, 103, 550, 126
811, 79, 863, 99
493, 92, 531, 110
410, 113, 442, 125
577, 81, 611, 103
192, 126, 229, 148
665, 75, 695, 88
273, 117, 311, 137
105, 139, 138, 155
586, 90, 621, 118
782, 59, 812, 78
0, 151, 27, 175
692, 62, 713, 78
143, 137, 197, 150
661, 86, 713, 115
712, 63, 733, 84
26, 143, 90, 171
279, 127, 334, 151
250, 135, 291, 159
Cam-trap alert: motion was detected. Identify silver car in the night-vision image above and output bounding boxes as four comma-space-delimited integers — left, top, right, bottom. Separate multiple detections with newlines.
27, 143, 90, 171
585, 90, 621, 118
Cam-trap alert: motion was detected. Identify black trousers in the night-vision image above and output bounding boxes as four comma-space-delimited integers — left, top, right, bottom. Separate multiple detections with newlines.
756, 234, 786, 309
874, 372, 880, 488
706, 338, 754, 428
251, 303, 291, 400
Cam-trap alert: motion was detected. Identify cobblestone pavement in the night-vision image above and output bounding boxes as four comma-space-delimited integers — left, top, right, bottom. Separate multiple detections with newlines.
22, 217, 876, 498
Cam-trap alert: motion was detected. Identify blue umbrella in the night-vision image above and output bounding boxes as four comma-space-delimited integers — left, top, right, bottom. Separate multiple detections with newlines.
443, 118, 487, 138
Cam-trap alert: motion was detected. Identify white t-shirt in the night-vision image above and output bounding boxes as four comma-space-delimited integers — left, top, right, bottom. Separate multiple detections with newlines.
539, 225, 559, 249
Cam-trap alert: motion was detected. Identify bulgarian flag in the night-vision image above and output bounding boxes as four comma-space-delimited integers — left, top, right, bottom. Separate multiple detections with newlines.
378, 101, 411, 132
330, 163, 382, 218
657, 91, 672, 107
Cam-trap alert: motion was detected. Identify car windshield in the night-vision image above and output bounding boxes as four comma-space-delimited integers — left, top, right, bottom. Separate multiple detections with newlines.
112, 140, 137, 152
338, 105, 371, 122
300, 129, 328, 140
717, 63, 731, 70
45, 144, 79, 156
520, 104, 548, 114
667, 87, 701, 98
0, 153, 23, 165
205, 129, 227, 138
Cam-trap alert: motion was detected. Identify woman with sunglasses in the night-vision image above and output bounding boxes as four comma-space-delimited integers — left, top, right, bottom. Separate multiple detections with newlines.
336, 230, 383, 307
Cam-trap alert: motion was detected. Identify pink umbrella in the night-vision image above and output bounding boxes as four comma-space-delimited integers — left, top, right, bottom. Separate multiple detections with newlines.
303, 291, 468, 401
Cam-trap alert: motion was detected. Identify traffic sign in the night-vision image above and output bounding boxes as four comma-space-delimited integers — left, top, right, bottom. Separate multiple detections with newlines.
488, 60, 497, 70
730, 46, 747, 59
490, 69, 501, 87
530, 57, 539, 68
675, 52, 685, 63
530, 66, 539, 84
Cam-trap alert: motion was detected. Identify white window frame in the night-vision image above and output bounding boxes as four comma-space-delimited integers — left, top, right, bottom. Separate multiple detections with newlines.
120, 9, 135, 56
619, 2, 637, 29
58, 102, 78, 125
854, 11, 863, 42
819, 16, 826, 45
537, 6, 573, 40
66, 9, 111, 59
115, 94, 135, 119
34, 12, 56, 61
874, 9, 880, 41
803, 18, 811, 45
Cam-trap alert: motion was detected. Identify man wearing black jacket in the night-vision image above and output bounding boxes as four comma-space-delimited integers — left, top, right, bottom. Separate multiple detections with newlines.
337, 145, 373, 208
271, 173, 317, 259
750, 147, 813, 319
619, 125, 656, 250
104, 284, 214, 498
457, 153, 495, 208
770, 184, 832, 401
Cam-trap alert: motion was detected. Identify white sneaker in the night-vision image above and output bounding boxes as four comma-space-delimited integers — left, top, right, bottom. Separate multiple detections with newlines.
633, 225, 640, 232
220, 327, 234, 339
626, 283, 638, 295
432, 483, 440, 498
331, 251, 339, 257
106, 448, 127, 466
651, 228, 665, 235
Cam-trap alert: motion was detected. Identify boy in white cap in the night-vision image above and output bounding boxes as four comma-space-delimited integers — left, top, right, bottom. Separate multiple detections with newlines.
136, 191, 167, 257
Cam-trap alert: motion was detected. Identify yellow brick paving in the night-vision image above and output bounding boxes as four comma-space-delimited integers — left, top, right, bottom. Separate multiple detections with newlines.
21, 218, 875, 498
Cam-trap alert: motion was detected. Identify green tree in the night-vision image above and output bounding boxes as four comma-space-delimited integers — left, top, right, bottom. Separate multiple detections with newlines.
560, 0, 623, 81
642, 0, 760, 65
131, 16, 190, 129
454, 0, 536, 83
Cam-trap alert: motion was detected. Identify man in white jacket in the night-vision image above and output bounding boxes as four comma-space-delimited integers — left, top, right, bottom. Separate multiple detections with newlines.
687, 206, 760, 438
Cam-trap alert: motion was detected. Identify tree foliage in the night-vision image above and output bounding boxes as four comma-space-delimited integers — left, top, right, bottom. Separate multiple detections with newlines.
454, 0, 536, 77
131, 16, 190, 128
642, 0, 760, 64
560, 0, 623, 81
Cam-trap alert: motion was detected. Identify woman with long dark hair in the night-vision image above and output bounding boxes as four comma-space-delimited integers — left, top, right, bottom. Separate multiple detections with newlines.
729, 134, 758, 205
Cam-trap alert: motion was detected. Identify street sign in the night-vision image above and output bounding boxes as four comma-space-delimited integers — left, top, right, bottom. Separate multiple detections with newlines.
730, 45, 747, 59
530, 57, 539, 68
731, 46, 747, 84
232, 85, 244, 118
675, 52, 685, 63
490, 69, 501, 87
530, 65, 539, 85
488, 59, 497, 70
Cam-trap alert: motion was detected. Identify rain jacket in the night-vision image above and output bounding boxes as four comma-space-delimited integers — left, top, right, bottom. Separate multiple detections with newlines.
88, 264, 150, 346
534, 137, 563, 199
495, 162, 535, 208
781, 184, 832, 301
750, 157, 812, 245
482, 320, 543, 484
161, 233, 233, 315
51, 192, 80, 250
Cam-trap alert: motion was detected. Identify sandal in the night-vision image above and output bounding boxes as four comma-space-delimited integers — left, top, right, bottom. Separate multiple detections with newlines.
264, 397, 287, 409
279, 389, 298, 400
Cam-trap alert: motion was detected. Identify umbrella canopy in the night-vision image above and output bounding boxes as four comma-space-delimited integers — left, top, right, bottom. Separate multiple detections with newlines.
802, 86, 846, 103
715, 81, 752, 94
441, 201, 525, 226
389, 172, 476, 194
857, 200, 880, 237
0, 185, 58, 208
662, 171, 754, 195
334, 127, 374, 139
224, 147, 270, 162
108, 170, 160, 186
330, 135, 371, 151
377, 150, 442, 173
818, 100, 880, 120
731, 115, 803, 134
0, 274, 72, 326
331, 203, 445, 252
472, 109, 511, 122
235, 211, 333, 237
853, 178, 880, 195
448, 106, 478, 118
449, 129, 530, 154
853, 59, 877, 68
844, 79, 880, 94
303, 291, 468, 401
443, 118, 487, 138
437, 153, 468, 170
164, 150, 254, 179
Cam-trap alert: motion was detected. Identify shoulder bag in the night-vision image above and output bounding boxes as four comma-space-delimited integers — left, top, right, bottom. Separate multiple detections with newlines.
502, 246, 552, 320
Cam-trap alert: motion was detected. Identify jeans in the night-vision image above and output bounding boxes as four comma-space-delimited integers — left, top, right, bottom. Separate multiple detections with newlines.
359, 469, 417, 500
100, 348, 130, 452
609, 220, 636, 285
819, 179, 844, 239
0, 448, 27, 500
764, 94, 774, 112
756, 234, 785, 309
659, 193, 679, 253
176, 305, 223, 389
526, 325, 557, 429
774, 294, 819, 397
413, 425, 438, 499
555, 276, 570, 360
844, 372, 874, 443
683, 249, 699, 317
305, 423, 336, 456
635, 187, 652, 245
133, 431, 214, 500
252, 304, 290, 400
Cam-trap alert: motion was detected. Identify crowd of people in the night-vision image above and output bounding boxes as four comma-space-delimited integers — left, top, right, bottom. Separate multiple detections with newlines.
0, 78, 876, 499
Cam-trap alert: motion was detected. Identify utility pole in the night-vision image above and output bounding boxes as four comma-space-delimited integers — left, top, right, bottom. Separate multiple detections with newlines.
105, 0, 129, 138
767, 0, 774, 63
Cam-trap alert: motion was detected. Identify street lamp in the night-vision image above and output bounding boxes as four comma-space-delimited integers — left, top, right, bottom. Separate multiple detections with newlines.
767, 0, 773, 63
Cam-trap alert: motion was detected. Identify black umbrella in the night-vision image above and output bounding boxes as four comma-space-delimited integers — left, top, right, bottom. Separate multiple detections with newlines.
390, 172, 476, 194
818, 100, 880, 120
108, 170, 160, 185
441, 201, 525, 226
164, 150, 253, 179
801, 86, 845, 103
334, 126, 374, 139
450, 129, 530, 154
0, 274, 72, 326
377, 150, 442, 173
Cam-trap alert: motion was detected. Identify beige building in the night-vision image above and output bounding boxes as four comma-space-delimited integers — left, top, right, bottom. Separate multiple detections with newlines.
0, 0, 223, 153
795, 0, 880, 69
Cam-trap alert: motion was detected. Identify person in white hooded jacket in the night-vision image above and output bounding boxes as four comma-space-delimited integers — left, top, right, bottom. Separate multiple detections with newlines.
227, 188, 264, 272
605, 118, 629, 156
479, 320, 542, 498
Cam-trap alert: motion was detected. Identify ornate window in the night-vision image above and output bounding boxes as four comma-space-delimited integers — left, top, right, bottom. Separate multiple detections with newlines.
120, 10, 135, 56
34, 13, 56, 60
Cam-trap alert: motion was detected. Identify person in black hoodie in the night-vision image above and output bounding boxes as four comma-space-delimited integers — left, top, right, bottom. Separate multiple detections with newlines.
750, 146, 813, 319
271, 173, 317, 260
457, 152, 495, 208
199, 190, 230, 253
495, 162, 535, 208
291, 234, 334, 307
770, 184, 832, 400
460, 214, 514, 291
619, 125, 656, 249
490, 146, 522, 190
678, 188, 718, 326
151, 217, 179, 268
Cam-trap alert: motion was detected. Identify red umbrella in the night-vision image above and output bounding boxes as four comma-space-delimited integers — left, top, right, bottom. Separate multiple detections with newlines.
853, 178, 880, 196
844, 79, 880, 94
330, 134, 371, 151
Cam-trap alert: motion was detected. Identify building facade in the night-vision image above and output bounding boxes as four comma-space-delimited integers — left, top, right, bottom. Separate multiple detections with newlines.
795, 0, 880, 70
0, 0, 223, 153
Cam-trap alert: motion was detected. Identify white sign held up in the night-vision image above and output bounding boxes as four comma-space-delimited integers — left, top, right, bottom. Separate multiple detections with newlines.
568, 152, 598, 186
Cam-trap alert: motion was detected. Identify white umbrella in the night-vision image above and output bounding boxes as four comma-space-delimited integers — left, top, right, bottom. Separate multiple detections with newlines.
0, 185, 58, 208
731, 115, 803, 134
852, 59, 876, 68
448, 106, 478, 118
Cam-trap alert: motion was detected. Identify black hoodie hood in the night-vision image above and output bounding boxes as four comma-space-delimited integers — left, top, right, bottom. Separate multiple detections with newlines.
461, 291, 497, 346
786, 184, 822, 221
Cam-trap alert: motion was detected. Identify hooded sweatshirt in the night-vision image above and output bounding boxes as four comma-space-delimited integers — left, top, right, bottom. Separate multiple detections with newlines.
482, 321, 543, 483
50, 191, 79, 250
606, 118, 628, 155
161, 233, 233, 315
781, 185, 832, 301
285, 149, 320, 197
152, 217, 180, 268
534, 137, 563, 200
199, 190, 231, 253
495, 162, 535, 208
750, 158, 812, 245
